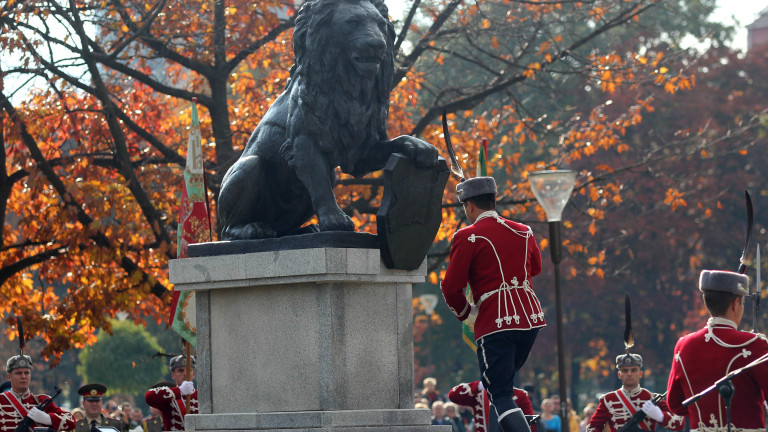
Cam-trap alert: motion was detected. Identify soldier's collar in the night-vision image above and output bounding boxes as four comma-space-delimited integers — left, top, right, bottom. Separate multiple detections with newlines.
10, 390, 30, 399
474, 210, 499, 223
621, 385, 642, 397
707, 317, 737, 330
85, 414, 102, 424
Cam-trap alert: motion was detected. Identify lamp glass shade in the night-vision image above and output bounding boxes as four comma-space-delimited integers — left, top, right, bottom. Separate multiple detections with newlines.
529, 170, 576, 222
419, 294, 439, 315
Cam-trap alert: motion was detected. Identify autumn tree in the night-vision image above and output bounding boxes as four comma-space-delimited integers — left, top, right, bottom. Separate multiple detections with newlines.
399, 0, 764, 398
0, 0, 761, 396
0, 0, 297, 360
546, 43, 768, 396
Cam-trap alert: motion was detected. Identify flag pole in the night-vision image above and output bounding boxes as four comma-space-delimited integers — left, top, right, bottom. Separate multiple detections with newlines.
184, 340, 192, 412
172, 98, 208, 415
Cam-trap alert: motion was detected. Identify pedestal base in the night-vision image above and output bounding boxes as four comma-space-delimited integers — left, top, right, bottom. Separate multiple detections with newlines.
170, 247, 445, 431
185, 410, 451, 432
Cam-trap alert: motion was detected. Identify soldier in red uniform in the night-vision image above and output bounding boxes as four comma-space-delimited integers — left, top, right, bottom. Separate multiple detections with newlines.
441, 176, 544, 432
586, 353, 684, 432
144, 356, 198, 431
448, 381, 535, 432
666, 270, 768, 430
0, 354, 74, 432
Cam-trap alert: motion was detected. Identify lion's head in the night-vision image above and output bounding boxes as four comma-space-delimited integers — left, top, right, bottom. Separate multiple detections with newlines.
287, 0, 396, 174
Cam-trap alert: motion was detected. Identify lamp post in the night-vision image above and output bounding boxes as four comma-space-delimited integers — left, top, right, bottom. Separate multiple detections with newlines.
529, 169, 576, 425
419, 294, 439, 370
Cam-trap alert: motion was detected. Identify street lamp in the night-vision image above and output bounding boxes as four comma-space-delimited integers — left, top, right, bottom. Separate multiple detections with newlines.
419, 294, 439, 315
529, 169, 576, 425
419, 294, 439, 371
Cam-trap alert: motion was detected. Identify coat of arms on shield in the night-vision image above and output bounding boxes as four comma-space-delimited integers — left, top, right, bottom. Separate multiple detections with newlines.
377, 153, 450, 270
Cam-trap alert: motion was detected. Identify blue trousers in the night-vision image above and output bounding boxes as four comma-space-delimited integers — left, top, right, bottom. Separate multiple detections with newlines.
476, 329, 539, 419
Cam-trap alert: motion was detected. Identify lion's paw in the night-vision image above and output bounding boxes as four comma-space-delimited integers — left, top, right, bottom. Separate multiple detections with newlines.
318, 209, 355, 232
402, 137, 438, 168
222, 222, 277, 240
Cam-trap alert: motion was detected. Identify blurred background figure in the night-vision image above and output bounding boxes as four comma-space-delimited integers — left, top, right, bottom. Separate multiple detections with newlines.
106, 400, 119, 416
578, 404, 596, 432
421, 377, 444, 408
128, 408, 143, 431
141, 407, 163, 432
70, 408, 85, 422
539, 398, 561, 432
431, 401, 451, 426
444, 402, 466, 432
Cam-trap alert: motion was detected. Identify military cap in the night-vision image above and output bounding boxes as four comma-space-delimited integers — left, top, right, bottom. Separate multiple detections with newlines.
78, 383, 107, 399
168, 355, 196, 372
6, 354, 33, 373
456, 176, 497, 203
699, 270, 749, 296
615, 353, 643, 369
0, 381, 11, 392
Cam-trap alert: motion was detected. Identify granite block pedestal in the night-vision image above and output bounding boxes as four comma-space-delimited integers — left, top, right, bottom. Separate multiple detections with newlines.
170, 247, 450, 432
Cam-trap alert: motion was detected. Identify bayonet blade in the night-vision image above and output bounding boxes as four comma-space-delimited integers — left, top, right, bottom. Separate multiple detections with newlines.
442, 110, 465, 181
757, 243, 761, 309
16, 316, 24, 355
753, 243, 761, 332
738, 190, 753, 274
624, 293, 634, 352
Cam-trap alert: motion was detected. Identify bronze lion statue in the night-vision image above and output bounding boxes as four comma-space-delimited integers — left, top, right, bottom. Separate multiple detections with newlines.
217, 0, 439, 240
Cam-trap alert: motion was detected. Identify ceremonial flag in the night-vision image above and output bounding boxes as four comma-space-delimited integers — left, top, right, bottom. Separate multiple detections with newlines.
462, 139, 490, 353
475, 138, 488, 177
170, 100, 211, 347
461, 309, 476, 352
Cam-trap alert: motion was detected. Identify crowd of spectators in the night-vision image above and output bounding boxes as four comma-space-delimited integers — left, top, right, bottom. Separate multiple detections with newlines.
416, 377, 597, 432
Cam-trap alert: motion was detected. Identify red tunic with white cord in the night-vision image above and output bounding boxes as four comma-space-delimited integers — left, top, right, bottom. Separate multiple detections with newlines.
666, 317, 768, 431
448, 381, 535, 432
586, 386, 684, 432
0, 391, 74, 432
145, 386, 198, 432
440, 211, 544, 339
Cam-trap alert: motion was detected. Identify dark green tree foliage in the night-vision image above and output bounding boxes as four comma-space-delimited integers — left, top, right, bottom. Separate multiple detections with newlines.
77, 320, 166, 395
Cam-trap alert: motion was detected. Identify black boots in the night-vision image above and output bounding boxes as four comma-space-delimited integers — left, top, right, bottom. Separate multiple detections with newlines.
498, 408, 531, 432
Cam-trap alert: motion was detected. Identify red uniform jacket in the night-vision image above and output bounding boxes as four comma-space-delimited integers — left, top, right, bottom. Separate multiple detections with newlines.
448, 381, 535, 432
441, 212, 544, 340
145, 386, 198, 431
667, 318, 768, 430
0, 391, 75, 432
586, 387, 684, 432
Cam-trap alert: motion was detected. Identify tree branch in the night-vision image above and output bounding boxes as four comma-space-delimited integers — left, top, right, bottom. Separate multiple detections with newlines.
0, 91, 169, 299
408, 1, 657, 135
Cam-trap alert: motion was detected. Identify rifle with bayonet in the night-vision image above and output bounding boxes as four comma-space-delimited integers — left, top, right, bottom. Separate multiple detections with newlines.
737, 190, 753, 275
616, 391, 667, 432
736, 190, 762, 332
753, 243, 761, 332
13, 386, 61, 432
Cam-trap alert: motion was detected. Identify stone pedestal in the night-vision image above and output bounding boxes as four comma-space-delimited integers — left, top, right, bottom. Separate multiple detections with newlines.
169, 247, 450, 432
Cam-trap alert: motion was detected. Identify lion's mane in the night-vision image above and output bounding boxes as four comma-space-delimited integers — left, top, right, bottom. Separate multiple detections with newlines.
281, 0, 396, 176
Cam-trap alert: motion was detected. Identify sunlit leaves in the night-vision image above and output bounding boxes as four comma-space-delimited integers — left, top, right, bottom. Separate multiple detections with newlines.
663, 188, 687, 210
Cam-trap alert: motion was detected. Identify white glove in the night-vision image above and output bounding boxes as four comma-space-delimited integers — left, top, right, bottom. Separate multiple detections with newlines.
641, 400, 663, 422
465, 304, 478, 331
179, 380, 195, 396
27, 407, 52, 426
